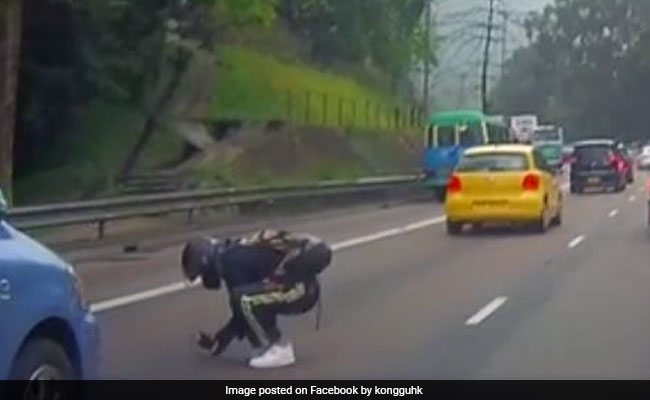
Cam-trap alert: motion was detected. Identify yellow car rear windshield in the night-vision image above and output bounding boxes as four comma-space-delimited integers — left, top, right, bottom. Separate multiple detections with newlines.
457, 153, 529, 172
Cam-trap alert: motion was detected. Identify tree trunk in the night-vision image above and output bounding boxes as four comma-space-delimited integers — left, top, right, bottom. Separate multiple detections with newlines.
0, 0, 22, 204
118, 47, 192, 181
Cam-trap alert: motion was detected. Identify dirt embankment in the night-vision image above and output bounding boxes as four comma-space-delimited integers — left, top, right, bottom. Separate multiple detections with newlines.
176, 123, 423, 188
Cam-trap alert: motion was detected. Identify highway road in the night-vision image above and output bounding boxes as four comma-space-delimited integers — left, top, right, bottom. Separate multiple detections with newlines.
79, 173, 650, 379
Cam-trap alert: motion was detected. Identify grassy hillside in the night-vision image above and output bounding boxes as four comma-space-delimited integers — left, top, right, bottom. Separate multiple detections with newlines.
212, 46, 413, 133
14, 45, 419, 205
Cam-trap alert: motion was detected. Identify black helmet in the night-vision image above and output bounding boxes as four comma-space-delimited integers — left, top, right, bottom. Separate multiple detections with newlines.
181, 237, 218, 283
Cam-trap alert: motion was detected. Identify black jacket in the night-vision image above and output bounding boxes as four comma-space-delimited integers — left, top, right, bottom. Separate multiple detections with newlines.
215, 243, 284, 290
200, 230, 328, 290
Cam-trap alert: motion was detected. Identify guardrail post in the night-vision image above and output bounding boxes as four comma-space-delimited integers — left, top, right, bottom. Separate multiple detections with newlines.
376, 103, 381, 129
365, 100, 371, 128
98, 220, 106, 240
386, 106, 391, 129
322, 93, 328, 126
286, 90, 293, 121
305, 90, 311, 125
395, 107, 400, 130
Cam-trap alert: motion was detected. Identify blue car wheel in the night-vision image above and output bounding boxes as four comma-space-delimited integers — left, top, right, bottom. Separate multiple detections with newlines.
6, 338, 76, 398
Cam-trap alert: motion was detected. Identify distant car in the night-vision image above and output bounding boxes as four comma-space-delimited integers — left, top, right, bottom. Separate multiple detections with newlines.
0, 190, 99, 395
647, 177, 650, 227
569, 139, 628, 193
616, 143, 635, 183
637, 146, 650, 170
445, 144, 563, 234
535, 143, 564, 172
639, 155, 650, 170
628, 142, 641, 159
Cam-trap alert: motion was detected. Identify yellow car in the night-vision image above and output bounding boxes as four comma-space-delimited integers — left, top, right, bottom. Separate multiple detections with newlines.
445, 144, 563, 235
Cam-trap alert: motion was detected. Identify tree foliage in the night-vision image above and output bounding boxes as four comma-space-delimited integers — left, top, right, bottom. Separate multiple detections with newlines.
493, 0, 650, 140
280, 0, 434, 90
0, 0, 23, 201
16, 0, 277, 176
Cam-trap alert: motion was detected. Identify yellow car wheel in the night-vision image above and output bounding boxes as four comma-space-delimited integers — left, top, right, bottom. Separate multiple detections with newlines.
551, 207, 562, 226
446, 220, 462, 235
533, 216, 548, 233
533, 202, 549, 234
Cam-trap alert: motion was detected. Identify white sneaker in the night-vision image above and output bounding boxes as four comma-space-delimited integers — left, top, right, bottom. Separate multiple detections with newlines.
248, 342, 296, 369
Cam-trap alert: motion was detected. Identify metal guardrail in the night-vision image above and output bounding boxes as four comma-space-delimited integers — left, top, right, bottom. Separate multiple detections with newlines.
8, 175, 421, 240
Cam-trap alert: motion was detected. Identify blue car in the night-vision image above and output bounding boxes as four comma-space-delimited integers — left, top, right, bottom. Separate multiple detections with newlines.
0, 190, 99, 391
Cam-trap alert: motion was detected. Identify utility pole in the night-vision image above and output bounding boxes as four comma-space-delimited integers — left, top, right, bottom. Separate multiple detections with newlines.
0, 0, 23, 204
423, 0, 432, 115
481, 0, 495, 113
501, 10, 508, 79
457, 73, 468, 107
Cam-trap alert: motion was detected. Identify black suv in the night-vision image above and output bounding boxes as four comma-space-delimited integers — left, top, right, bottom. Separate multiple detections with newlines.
570, 139, 628, 194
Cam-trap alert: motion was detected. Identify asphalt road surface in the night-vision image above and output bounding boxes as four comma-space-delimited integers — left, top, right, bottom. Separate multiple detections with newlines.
80, 172, 650, 379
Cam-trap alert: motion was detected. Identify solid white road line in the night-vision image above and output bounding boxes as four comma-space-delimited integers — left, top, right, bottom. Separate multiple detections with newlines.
330, 228, 403, 251
331, 216, 446, 251
567, 235, 585, 249
465, 296, 508, 326
608, 209, 619, 218
92, 215, 447, 313
90, 282, 197, 313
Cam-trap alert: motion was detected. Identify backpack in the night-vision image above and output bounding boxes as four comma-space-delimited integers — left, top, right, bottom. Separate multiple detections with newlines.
246, 230, 332, 279
282, 241, 332, 280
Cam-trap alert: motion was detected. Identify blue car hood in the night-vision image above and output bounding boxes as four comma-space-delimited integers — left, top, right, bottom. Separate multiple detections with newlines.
0, 221, 67, 269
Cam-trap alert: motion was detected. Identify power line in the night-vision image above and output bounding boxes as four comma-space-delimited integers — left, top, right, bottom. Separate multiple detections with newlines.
434, 0, 532, 109
438, 6, 485, 20
440, 24, 483, 42
439, 36, 483, 67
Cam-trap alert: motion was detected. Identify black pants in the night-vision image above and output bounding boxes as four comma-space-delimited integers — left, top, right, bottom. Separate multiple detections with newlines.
220, 278, 319, 348
215, 243, 329, 349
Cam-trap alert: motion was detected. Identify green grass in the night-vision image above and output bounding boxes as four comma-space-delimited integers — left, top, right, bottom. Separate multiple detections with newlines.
212, 46, 416, 132
15, 45, 420, 204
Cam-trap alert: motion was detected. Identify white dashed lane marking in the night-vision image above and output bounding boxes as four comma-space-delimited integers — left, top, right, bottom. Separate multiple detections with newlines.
567, 235, 585, 249
466, 297, 508, 326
